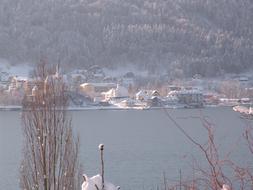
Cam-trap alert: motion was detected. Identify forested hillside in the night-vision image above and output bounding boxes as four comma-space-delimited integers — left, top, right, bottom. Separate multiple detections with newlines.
0, 0, 252, 77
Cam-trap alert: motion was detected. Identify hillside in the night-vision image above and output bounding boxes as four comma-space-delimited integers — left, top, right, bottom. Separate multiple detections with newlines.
0, 0, 252, 77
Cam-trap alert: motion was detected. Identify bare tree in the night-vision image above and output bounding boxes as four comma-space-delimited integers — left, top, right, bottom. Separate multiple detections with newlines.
163, 108, 253, 190
163, 109, 233, 189
20, 62, 80, 190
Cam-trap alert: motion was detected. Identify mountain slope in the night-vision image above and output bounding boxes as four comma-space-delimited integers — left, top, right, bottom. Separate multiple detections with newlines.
0, 0, 252, 76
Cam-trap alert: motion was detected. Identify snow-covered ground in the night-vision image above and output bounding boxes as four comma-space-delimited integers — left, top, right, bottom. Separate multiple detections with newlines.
82, 174, 120, 190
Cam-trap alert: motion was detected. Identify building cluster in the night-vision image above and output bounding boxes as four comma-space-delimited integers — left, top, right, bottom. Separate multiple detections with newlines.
1, 65, 253, 108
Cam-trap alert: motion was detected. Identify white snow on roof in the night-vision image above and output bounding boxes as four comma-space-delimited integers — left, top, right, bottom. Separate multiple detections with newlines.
80, 83, 116, 88
102, 85, 128, 98
168, 89, 202, 95
136, 90, 149, 100
136, 90, 147, 96
102, 89, 114, 96
14, 76, 29, 81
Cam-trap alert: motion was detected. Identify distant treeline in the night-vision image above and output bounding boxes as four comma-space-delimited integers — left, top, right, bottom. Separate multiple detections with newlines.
0, 0, 252, 77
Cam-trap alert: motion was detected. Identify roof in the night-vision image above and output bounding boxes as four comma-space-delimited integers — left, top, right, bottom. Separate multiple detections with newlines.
169, 90, 203, 95
14, 76, 29, 81
136, 90, 148, 96
102, 85, 128, 97
80, 83, 116, 88
101, 88, 114, 96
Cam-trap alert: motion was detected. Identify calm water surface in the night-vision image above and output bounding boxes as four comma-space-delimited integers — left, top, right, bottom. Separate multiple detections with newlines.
0, 107, 252, 189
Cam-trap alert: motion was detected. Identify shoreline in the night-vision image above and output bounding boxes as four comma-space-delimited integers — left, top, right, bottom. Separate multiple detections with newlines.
0, 104, 229, 112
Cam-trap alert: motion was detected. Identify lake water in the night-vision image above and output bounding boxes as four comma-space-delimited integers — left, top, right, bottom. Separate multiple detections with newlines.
0, 107, 252, 189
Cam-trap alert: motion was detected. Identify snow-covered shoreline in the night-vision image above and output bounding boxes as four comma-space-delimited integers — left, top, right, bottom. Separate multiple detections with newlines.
0, 104, 223, 112
0, 105, 149, 111
0, 105, 22, 111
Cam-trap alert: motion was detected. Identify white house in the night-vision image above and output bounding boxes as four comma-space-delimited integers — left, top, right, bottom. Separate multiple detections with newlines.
80, 83, 117, 99
136, 90, 160, 101
102, 85, 129, 100
136, 90, 149, 101
168, 89, 204, 107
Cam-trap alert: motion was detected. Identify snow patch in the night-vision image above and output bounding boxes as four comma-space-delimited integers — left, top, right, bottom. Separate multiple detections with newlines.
221, 184, 231, 190
82, 174, 120, 190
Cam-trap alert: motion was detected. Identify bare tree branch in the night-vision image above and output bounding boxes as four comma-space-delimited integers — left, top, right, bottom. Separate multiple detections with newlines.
20, 62, 81, 190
